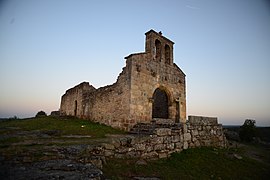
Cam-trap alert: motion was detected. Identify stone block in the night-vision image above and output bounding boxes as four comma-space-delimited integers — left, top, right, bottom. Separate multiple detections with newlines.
189, 142, 195, 148
183, 141, 188, 149
89, 158, 103, 169
194, 140, 200, 147
184, 133, 191, 141
163, 136, 172, 143
135, 143, 146, 151
111, 139, 120, 148
151, 137, 164, 144
103, 143, 115, 150
154, 144, 166, 151
210, 129, 216, 135
141, 152, 159, 159
92, 146, 104, 155
182, 124, 187, 133
145, 145, 153, 152
219, 136, 225, 141
192, 130, 199, 136
172, 135, 180, 143
180, 134, 184, 141
155, 128, 171, 136
117, 147, 129, 153
192, 137, 197, 143
199, 131, 206, 136
154, 118, 174, 125
127, 151, 140, 158
175, 142, 182, 149
166, 143, 175, 150
158, 152, 168, 159
120, 137, 131, 146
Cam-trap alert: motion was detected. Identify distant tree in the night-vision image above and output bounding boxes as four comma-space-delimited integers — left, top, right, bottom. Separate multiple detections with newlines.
239, 119, 256, 142
35, 111, 47, 117
9, 116, 18, 120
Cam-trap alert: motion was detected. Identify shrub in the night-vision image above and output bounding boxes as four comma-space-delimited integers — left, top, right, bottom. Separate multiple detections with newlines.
9, 116, 18, 120
35, 111, 47, 117
239, 119, 256, 142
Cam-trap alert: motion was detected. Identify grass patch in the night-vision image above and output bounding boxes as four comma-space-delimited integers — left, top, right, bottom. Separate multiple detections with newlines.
0, 137, 20, 148
103, 147, 270, 179
0, 116, 124, 138
0, 116, 125, 161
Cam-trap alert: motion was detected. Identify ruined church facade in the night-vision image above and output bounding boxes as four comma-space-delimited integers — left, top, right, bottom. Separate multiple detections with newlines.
60, 30, 186, 131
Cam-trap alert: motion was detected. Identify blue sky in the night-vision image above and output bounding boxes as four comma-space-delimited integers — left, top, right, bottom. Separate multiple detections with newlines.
0, 0, 269, 126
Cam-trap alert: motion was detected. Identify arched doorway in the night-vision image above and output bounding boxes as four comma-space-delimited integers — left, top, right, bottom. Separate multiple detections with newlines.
152, 88, 169, 118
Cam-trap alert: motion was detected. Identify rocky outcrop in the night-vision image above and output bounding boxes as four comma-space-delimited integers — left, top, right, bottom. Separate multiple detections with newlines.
0, 159, 103, 180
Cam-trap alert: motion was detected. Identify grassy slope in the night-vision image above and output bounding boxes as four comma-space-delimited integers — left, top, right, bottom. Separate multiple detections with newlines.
0, 116, 125, 162
103, 147, 270, 180
0, 116, 123, 138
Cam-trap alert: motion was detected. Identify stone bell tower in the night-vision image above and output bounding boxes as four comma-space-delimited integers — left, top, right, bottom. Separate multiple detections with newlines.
145, 30, 174, 65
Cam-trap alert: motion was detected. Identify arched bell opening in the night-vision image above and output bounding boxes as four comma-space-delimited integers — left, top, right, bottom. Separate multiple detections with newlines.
154, 39, 161, 62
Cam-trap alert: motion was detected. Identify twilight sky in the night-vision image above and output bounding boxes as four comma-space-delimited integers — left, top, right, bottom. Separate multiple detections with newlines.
0, 0, 270, 126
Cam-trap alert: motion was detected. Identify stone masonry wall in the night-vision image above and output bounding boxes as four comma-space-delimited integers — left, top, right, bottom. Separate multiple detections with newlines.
89, 63, 132, 130
60, 82, 96, 117
60, 61, 132, 130
87, 116, 227, 160
127, 53, 186, 124
126, 30, 186, 125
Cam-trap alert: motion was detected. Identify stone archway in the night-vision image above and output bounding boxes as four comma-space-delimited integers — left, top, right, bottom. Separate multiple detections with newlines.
152, 88, 169, 118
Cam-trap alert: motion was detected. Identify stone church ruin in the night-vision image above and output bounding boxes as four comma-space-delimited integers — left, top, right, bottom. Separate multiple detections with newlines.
60, 30, 227, 156
60, 30, 186, 131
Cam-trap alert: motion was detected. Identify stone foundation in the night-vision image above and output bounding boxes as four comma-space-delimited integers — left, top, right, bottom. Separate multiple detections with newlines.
87, 116, 227, 160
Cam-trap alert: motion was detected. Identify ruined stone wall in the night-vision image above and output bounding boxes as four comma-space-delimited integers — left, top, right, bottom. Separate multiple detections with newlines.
60, 82, 96, 117
60, 61, 132, 130
88, 116, 227, 160
89, 63, 132, 130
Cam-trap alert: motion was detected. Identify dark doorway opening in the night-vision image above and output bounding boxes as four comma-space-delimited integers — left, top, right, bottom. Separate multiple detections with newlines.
152, 88, 169, 118
74, 100, 77, 116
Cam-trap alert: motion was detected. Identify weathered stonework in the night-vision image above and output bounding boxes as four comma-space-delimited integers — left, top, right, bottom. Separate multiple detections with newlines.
60, 30, 186, 131
86, 116, 227, 161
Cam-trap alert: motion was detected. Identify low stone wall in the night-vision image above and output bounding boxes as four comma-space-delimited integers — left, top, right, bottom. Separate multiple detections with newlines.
87, 116, 227, 160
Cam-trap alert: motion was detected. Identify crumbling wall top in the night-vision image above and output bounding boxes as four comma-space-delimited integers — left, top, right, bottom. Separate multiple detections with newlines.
188, 115, 218, 126
65, 82, 96, 94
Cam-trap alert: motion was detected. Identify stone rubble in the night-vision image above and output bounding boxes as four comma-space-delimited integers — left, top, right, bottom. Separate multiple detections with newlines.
0, 159, 103, 180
